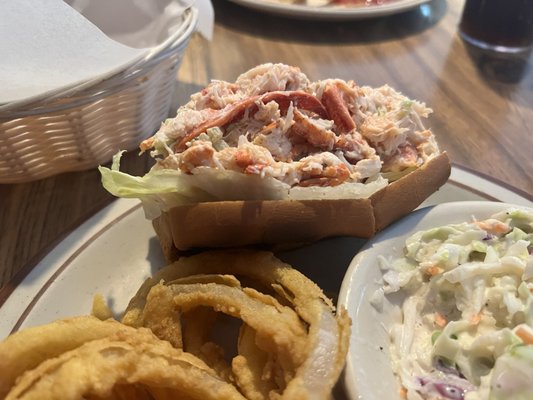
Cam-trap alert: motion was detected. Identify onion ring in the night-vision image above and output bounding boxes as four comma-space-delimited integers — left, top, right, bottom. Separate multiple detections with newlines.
233, 324, 281, 399
181, 306, 234, 381
122, 250, 351, 399
5, 327, 246, 400
0, 316, 128, 398
0, 251, 349, 399
142, 281, 308, 388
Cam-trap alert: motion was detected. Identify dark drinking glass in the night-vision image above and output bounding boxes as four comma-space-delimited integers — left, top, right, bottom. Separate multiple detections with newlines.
459, 0, 533, 53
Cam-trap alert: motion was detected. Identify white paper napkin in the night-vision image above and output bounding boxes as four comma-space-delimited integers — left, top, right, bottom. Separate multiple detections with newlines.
0, 0, 213, 106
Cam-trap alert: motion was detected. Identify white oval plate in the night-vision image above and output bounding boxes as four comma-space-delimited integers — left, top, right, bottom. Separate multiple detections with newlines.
337, 201, 533, 400
227, 0, 431, 20
0, 167, 531, 400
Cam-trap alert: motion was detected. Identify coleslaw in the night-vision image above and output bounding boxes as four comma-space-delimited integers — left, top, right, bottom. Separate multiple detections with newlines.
379, 207, 533, 400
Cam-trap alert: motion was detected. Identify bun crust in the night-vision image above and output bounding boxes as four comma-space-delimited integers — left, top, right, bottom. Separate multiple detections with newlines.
153, 152, 450, 262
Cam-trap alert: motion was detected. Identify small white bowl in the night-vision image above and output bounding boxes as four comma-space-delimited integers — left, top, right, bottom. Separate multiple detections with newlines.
337, 201, 532, 400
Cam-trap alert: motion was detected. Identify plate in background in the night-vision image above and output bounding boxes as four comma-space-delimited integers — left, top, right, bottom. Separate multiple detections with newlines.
227, 0, 431, 20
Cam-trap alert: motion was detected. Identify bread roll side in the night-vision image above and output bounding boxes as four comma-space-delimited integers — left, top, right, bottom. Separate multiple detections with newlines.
371, 152, 451, 232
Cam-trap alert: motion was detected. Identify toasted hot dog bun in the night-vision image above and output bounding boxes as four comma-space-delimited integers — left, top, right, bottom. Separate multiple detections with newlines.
154, 152, 450, 261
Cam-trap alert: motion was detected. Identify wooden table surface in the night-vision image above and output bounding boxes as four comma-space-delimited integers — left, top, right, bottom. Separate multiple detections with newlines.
1, 0, 532, 296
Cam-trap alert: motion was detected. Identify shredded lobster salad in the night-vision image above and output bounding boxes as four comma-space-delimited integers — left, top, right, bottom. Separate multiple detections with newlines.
377, 208, 533, 400
100, 63, 440, 218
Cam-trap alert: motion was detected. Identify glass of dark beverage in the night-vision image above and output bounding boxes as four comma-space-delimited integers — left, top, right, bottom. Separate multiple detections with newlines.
459, 0, 533, 53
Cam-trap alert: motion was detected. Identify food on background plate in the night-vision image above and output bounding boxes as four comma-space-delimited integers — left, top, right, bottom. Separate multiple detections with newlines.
376, 207, 533, 399
263, 0, 399, 7
100, 63, 450, 259
0, 251, 350, 400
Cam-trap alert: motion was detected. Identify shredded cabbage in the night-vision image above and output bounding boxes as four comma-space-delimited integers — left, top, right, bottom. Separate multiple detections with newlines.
100, 152, 388, 219
379, 207, 533, 400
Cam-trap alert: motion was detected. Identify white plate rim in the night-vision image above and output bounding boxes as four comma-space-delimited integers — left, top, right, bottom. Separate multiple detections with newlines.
337, 200, 533, 399
226, 0, 431, 20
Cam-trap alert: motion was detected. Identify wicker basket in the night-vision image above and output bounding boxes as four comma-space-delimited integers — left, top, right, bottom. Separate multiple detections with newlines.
0, 9, 197, 184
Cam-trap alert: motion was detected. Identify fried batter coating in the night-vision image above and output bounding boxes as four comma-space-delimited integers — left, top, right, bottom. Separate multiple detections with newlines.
5, 325, 246, 400
0, 316, 127, 398
0, 251, 350, 400
122, 250, 351, 399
